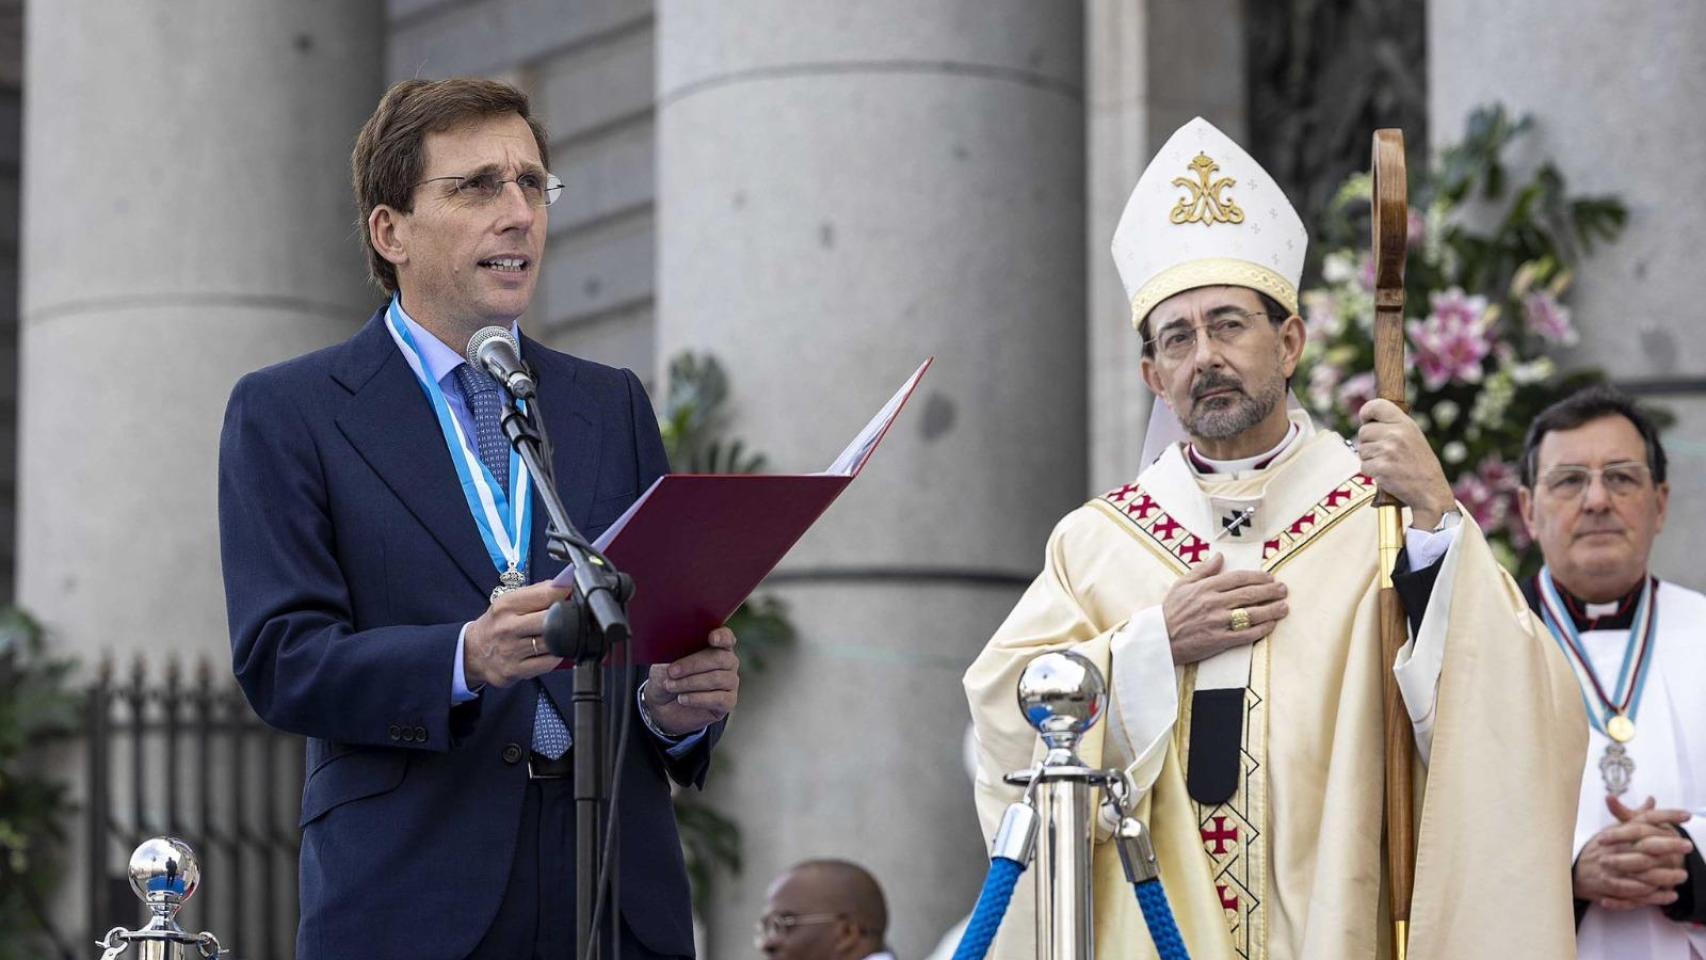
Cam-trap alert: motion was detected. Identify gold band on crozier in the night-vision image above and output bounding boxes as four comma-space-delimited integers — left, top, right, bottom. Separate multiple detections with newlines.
1129, 257, 1300, 332
1229, 607, 1252, 632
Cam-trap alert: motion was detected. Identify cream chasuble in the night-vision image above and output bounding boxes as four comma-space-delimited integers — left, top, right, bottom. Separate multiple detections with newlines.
965, 420, 1586, 960
1570, 581, 1706, 960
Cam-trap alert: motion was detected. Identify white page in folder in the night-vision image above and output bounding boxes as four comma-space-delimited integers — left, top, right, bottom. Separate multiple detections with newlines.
821, 358, 932, 477
555, 357, 932, 587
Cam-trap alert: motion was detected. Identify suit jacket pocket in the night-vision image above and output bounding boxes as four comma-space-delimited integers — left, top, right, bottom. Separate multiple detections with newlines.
298, 748, 409, 827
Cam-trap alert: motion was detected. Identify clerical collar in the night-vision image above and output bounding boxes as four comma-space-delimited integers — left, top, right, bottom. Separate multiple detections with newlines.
1532, 573, 1653, 632
1187, 422, 1299, 476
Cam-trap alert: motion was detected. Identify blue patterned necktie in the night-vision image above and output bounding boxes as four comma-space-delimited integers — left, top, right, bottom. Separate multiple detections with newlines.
454, 363, 571, 760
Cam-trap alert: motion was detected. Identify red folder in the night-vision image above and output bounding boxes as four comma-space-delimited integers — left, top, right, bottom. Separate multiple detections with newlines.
554, 358, 932, 665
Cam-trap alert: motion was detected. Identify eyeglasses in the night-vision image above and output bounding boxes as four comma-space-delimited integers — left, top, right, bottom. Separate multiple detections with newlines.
1145, 310, 1269, 363
1537, 461, 1653, 501
418, 170, 563, 207
754, 912, 842, 944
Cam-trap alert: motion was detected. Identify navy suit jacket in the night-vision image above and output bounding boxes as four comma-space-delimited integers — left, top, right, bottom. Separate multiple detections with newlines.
218, 308, 716, 959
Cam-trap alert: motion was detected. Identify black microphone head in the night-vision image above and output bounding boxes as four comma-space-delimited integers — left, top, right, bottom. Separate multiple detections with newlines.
464, 325, 517, 370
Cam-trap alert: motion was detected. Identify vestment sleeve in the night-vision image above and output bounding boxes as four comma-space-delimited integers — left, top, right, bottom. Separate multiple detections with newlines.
963, 516, 1176, 849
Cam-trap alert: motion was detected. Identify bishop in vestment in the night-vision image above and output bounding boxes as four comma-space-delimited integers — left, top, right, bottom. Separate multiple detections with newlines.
963, 118, 1587, 960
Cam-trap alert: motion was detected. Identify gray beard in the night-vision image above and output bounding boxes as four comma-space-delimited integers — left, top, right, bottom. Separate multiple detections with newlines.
1182, 376, 1285, 441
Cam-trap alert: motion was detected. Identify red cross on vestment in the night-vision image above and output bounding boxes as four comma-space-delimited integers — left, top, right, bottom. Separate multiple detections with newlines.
1129, 494, 1159, 519
1216, 883, 1240, 912
1325, 487, 1351, 507
1288, 512, 1317, 535
1179, 536, 1208, 563
1201, 816, 1239, 855
1263, 538, 1282, 559
1112, 483, 1140, 501
1153, 515, 1182, 541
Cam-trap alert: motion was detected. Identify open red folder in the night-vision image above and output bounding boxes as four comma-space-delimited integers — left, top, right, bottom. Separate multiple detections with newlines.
553, 358, 932, 665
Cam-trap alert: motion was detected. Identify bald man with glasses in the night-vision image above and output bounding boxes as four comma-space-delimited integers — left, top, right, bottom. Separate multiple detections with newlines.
757, 860, 893, 960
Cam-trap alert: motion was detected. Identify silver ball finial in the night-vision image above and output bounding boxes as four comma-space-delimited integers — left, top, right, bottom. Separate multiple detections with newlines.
127, 837, 200, 927
1015, 651, 1106, 754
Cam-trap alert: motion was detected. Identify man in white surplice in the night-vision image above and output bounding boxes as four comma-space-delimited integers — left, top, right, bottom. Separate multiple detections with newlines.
963, 117, 1585, 960
1514, 385, 1706, 959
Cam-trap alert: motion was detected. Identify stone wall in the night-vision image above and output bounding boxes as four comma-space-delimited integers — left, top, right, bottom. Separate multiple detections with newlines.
389, 0, 660, 381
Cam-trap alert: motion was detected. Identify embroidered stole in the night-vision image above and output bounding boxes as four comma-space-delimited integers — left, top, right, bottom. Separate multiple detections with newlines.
1094, 435, 1376, 959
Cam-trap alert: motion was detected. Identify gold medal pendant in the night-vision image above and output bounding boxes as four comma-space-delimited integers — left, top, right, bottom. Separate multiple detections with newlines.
1606, 713, 1636, 743
490, 566, 527, 602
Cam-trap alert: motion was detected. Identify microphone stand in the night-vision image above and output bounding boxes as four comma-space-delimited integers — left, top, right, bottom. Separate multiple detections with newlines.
497, 385, 633, 960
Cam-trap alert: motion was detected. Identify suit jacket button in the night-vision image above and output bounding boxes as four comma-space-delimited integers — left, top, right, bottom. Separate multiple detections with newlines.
414, 725, 428, 742
388, 723, 401, 741
502, 743, 523, 765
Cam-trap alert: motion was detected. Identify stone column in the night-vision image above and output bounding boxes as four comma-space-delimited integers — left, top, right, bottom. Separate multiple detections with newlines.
656, 3, 1084, 955
21, 5, 383, 940
19, 2, 385, 664
1430, 2, 1706, 587
1087, 0, 1247, 493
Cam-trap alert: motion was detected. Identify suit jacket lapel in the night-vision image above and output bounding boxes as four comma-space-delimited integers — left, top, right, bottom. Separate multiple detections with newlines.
333, 311, 494, 598
523, 338, 601, 580
519, 340, 608, 716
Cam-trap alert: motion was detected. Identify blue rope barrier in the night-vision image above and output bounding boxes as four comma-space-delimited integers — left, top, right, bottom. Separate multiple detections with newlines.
1134, 878, 1190, 960
951, 856, 1026, 960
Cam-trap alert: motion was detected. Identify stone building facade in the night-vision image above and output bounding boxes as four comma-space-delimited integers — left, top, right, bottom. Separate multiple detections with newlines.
13, 1, 1703, 956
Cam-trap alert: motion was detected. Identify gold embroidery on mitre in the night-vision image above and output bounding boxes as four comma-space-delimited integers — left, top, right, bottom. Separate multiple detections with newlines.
1170, 153, 1246, 227
1128, 259, 1298, 332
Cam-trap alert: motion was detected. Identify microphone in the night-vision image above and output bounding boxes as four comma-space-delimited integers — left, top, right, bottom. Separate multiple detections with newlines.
466, 326, 537, 399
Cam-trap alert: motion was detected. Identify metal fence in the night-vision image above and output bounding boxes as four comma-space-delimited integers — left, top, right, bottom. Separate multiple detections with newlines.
84, 655, 304, 960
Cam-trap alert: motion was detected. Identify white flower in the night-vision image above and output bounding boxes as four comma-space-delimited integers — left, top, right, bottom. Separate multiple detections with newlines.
1508, 357, 1556, 385
1470, 370, 1517, 428
1442, 441, 1468, 465
1322, 252, 1358, 286
1433, 399, 1460, 428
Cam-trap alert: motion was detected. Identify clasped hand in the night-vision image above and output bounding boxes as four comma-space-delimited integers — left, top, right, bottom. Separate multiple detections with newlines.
1574, 795, 1694, 910
463, 584, 742, 737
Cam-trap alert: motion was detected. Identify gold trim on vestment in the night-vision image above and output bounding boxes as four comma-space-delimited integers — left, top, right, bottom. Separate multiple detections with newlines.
1129, 258, 1300, 331
1093, 472, 1377, 958
1092, 473, 1376, 576
1088, 498, 1192, 574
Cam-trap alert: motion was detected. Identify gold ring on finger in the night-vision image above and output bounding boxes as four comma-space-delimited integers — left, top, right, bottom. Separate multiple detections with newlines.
531, 636, 539, 656
1229, 607, 1252, 632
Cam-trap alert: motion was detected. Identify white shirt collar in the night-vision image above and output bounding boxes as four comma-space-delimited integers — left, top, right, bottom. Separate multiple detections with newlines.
391, 296, 521, 386
1190, 420, 1300, 475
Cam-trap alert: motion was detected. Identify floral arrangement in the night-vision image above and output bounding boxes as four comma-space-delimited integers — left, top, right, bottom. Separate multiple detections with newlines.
1296, 105, 1635, 573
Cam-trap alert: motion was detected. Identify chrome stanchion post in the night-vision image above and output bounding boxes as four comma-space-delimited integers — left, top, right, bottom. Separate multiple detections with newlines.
1005, 651, 1107, 960
95, 838, 225, 959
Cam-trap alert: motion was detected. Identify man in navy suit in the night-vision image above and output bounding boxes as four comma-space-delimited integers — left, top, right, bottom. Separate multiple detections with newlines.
218, 78, 740, 959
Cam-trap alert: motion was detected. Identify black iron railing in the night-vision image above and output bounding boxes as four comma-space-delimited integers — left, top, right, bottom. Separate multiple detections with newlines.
85, 655, 303, 960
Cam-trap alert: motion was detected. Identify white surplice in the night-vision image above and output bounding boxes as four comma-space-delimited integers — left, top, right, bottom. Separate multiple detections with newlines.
1572, 580, 1706, 959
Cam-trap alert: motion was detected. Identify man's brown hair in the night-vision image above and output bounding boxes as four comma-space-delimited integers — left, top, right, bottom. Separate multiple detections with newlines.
351, 78, 551, 293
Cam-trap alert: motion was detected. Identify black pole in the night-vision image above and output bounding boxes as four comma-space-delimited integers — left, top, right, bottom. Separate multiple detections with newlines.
499, 392, 630, 960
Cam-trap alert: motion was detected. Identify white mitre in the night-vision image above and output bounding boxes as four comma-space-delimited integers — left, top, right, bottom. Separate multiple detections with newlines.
1112, 117, 1307, 332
